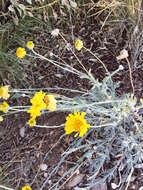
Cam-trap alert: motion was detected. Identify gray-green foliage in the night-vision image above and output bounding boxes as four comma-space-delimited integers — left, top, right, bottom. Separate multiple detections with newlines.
40, 64, 143, 190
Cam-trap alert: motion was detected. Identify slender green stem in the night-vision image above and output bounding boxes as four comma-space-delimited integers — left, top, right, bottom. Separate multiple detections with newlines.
125, 57, 135, 97
84, 47, 109, 74
35, 124, 64, 128
0, 185, 14, 190
31, 49, 82, 76
91, 122, 116, 128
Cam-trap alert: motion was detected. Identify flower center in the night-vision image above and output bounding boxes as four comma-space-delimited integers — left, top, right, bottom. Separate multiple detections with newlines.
74, 119, 83, 131
44, 96, 49, 105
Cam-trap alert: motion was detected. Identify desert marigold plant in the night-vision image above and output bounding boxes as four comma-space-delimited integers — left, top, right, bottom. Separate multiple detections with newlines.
11, 36, 143, 190
0, 86, 10, 100
65, 110, 90, 137
74, 39, 83, 51
21, 185, 32, 190
16, 47, 26, 58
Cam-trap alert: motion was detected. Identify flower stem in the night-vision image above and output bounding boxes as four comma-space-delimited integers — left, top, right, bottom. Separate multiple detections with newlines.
125, 57, 135, 97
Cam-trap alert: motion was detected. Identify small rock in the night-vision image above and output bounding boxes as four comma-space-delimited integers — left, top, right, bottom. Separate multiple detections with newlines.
67, 174, 84, 188
40, 163, 47, 171
44, 172, 48, 178
91, 183, 107, 190
19, 127, 25, 137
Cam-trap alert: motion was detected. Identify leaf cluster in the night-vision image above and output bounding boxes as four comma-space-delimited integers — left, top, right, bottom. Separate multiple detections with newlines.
42, 66, 143, 190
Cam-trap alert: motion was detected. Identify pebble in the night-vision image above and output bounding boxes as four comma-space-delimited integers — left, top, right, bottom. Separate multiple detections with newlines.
91, 183, 107, 190
40, 163, 48, 171
44, 173, 48, 178
19, 127, 25, 137
67, 174, 84, 188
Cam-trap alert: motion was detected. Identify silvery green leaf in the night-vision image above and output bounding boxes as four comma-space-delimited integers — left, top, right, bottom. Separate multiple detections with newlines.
26, 0, 32, 4
18, 4, 25, 11
135, 163, 143, 168
73, 96, 82, 104
61, 0, 68, 5
80, 74, 89, 79
8, 5, 15, 12
11, 94, 22, 98
16, 7, 22, 16
69, 0, 77, 8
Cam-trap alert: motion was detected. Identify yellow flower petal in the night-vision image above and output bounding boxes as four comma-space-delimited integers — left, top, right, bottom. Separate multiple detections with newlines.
44, 95, 57, 111
27, 90, 46, 123
0, 86, 10, 100
16, 47, 26, 58
22, 185, 32, 190
27, 41, 34, 49
0, 101, 9, 113
0, 116, 3, 121
75, 40, 83, 51
65, 111, 90, 137
27, 118, 36, 127
140, 98, 143, 104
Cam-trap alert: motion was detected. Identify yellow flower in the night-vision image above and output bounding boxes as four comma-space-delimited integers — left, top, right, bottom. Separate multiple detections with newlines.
65, 111, 90, 137
75, 40, 83, 51
28, 105, 41, 118
27, 90, 46, 124
0, 116, 3, 121
16, 47, 26, 58
22, 186, 32, 190
30, 90, 46, 105
0, 86, 10, 100
44, 95, 57, 111
0, 101, 9, 113
27, 117, 36, 127
27, 41, 34, 49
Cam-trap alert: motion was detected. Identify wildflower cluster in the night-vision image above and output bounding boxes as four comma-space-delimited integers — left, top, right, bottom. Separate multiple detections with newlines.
16, 40, 90, 137
16, 39, 83, 59
16, 41, 34, 59
27, 90, 57, 126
